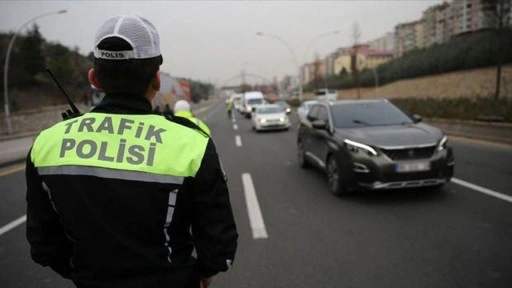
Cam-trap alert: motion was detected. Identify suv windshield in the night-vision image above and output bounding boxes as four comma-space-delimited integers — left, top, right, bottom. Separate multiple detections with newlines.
248, 99, 263, 105
331, 102, 413, 128
257, 107, 282, 114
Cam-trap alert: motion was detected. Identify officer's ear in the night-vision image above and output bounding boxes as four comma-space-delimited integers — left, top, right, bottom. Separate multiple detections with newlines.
88, 68, 102, 89
151, 70, 161, 92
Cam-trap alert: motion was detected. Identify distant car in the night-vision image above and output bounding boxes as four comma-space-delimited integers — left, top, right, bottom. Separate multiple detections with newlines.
252, 104, 291, 132
229, 93, 243, 112
297, 100, 318, 121
273, 100, 291, 114
297, 99, 454, 196
314, 89, 337, 101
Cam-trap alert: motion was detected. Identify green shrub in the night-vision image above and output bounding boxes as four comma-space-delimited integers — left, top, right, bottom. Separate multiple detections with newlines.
323, 30, 512, 91
391, 97, 512, 122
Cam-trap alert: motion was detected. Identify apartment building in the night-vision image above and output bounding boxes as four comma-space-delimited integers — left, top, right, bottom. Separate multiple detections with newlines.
368, 32, 396, 52
395, 20, 424, 57
333, 45, 393, 75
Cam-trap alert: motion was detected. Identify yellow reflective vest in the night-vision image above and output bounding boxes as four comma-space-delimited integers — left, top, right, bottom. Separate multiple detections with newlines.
31, 113, 209, 180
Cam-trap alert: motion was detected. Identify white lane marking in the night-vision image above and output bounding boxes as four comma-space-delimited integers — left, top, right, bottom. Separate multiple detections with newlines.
233, 124, 238, 130
235, 135, 242, 147
452, 178, 512, 204
0, 215, 26, 236
242, 173, 268, 239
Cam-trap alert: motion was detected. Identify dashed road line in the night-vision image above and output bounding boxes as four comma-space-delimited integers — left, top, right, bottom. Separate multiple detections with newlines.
233, 124, 238, 130
452, 178, 512, 204
241, 173, 268, 239
0, 215, 26, 236
0, 164, 25, 177
235, 135, 242, 147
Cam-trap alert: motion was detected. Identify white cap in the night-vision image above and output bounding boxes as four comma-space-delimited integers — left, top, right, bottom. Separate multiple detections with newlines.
174, 100, 191, 112
94, 15, 161, 60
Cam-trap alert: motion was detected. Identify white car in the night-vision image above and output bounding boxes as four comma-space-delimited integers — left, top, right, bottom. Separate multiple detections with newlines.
297, 100, 318, 122
252, 104, 291, 132
314, 89, 337, 101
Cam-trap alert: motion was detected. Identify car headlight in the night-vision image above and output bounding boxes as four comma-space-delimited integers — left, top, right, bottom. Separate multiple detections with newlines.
344, 139, 378, 156
259, 118, 266, 123
437, 135, 448, 151
280, 117, 285, 122
286, 108, 291, 113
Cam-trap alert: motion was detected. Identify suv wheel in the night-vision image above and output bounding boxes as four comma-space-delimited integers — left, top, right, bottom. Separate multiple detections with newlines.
298, 141, 310, 168
327, 155, 347, 196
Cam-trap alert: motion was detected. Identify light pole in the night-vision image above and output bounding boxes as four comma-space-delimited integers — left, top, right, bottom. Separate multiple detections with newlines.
301, 30, 340, 91
256, 32, 302, 101
3, 9, 67, 134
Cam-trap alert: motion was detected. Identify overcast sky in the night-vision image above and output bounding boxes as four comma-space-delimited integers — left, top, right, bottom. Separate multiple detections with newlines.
0, 1, 443, 85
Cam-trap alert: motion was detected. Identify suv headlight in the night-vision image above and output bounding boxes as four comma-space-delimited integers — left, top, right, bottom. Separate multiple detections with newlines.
259, 118, 266, 123
437, 135, 448, 151
344, 139, 378, 156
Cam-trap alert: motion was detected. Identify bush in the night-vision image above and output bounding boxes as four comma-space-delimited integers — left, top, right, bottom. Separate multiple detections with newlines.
324, 30, 512, 91
391, 97, 512, 122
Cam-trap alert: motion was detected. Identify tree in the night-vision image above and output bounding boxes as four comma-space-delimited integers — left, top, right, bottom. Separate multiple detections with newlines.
312, 53, 324, 90
482, 0, 512, 99
351, 22, 362, 99
19, 24, 45, 85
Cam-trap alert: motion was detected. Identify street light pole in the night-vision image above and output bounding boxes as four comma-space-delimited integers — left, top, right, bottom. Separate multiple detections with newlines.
256, 32, 302, 101
3, 9, 67, 134
301, 30, 340, 93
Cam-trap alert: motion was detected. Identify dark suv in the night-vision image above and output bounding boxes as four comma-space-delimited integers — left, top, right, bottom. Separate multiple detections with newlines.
297, 99, 454, 196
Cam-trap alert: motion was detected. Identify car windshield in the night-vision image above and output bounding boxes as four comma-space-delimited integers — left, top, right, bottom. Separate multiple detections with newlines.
304, 101, 317, 109
248, 99, 263, 105
274, 101, 288, 107
331, 102, 413, 128
257, 107, 282, 114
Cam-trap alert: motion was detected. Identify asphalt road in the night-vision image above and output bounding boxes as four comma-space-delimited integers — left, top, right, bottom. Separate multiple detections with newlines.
1, 99, 511, 288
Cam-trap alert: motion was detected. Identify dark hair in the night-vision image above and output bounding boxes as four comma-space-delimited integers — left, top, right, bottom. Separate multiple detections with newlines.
94, 37, 162, 96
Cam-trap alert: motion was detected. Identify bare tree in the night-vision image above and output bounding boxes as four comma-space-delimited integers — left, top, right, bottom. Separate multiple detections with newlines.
483, 0, 512, 99
351, 22, 362, 99
312, 53, 324, 90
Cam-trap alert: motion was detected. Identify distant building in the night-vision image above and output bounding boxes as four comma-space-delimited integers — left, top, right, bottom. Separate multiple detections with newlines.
367, 32, 396, 53
334, 45, 393, 74
395, 20, 424, 57
325, 50, 342, 77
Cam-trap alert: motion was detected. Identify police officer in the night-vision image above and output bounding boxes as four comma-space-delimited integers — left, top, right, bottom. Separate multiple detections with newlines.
174, 100, 211, 136
25, 15, 237, 288
226, 100, 233, 119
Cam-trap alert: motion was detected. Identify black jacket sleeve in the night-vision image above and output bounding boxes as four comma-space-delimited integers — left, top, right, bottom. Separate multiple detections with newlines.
25, 150, 72, 278
190, 139, 238, 278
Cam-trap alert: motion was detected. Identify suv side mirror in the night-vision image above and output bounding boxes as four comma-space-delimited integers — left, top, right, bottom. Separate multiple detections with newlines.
412, 114, 422, 123
312, 119, 327, 130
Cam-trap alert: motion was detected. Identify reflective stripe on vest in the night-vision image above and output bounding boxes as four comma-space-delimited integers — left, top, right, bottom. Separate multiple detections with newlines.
31, 113, 208, 178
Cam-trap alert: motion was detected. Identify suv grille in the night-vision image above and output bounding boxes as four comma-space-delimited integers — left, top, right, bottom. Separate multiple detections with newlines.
381, 146, 436, 161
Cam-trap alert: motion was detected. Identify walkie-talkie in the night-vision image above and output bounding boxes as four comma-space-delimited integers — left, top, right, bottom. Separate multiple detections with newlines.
46, 68, 82, 120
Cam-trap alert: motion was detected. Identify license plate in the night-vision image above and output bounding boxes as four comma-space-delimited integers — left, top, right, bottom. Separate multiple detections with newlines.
396, 162, 430, 173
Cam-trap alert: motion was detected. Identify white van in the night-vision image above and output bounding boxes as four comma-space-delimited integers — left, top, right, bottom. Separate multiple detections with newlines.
242, 91, 265, 118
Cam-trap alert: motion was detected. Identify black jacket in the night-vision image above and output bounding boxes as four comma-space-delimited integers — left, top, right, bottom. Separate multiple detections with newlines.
26, 95, 238, 288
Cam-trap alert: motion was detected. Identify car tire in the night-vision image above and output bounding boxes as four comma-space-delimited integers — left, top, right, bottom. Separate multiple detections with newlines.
326, 155, 348, 196
298, 141, 310, 169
